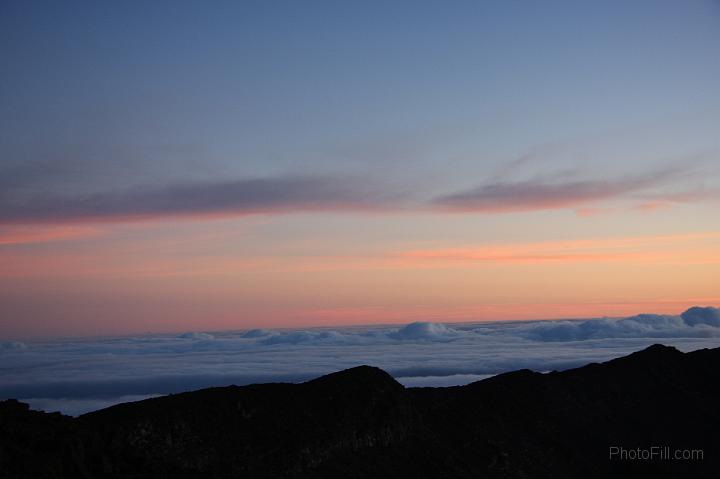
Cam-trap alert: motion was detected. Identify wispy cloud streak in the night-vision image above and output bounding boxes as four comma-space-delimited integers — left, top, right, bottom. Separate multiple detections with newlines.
398, 232, 720, 265
0, 176, 396, 225
432, 168, 689, 213
1, 162, 713, 225
0, 225, 102, 246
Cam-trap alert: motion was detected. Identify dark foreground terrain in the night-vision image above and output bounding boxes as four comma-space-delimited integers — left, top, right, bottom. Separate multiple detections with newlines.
1, 344, 719, 478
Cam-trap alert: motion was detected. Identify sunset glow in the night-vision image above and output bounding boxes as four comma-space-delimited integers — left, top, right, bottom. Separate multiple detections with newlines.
1, 0, 719, 339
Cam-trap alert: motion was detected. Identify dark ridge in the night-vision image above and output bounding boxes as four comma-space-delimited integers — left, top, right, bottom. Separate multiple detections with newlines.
611, 343, 683, 363
638, 343, 681, 354
305, 365, 403, 390
2, 344, 719, 478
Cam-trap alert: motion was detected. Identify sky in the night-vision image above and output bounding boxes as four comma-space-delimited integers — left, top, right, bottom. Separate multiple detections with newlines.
1, 0, 720, 339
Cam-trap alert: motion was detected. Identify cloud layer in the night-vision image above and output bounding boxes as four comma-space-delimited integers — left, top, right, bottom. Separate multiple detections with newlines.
2, 307, 719, 415
1, 159, 711, 227
0, 176, 393, 224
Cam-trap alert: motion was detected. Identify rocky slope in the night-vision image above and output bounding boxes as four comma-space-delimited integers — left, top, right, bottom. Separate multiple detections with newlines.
1, 344, 718, 478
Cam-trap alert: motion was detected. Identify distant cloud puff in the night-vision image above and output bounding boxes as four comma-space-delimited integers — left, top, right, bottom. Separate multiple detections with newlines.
681, 306, 720, 327
0, 341, 27, 350
260, 330, 350, 345
521, 309, 720, 341
241, 329, 273, 338
389, 322, 462, 341
178, 332, 215, 340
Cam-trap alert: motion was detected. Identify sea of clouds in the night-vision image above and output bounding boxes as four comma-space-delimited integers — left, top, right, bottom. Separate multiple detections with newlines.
2, 306, 720, 416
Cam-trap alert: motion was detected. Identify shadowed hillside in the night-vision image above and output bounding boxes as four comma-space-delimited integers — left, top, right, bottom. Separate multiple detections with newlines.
1, 344, 719, 478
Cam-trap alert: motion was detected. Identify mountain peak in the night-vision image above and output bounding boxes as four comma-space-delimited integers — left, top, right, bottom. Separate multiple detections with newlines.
305, 365, 403, 391
632, 343, 682, 358
603, 343, 684, 372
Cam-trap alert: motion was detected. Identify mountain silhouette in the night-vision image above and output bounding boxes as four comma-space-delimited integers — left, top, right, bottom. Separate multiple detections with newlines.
1, 344, 718, 478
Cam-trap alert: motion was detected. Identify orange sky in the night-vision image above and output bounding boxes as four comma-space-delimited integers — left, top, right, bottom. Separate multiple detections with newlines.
2, 208, 719, 339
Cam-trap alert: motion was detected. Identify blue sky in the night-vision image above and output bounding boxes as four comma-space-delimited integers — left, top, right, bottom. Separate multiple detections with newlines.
3, 0, 718, 183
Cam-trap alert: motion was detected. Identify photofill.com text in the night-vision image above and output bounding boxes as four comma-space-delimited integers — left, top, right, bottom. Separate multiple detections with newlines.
609, 446, 703, 461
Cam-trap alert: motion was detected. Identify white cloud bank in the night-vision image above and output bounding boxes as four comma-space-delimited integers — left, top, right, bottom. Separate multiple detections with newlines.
389, 322, 462, 341
2, 306, 720, 416
520, 308, 720, 341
